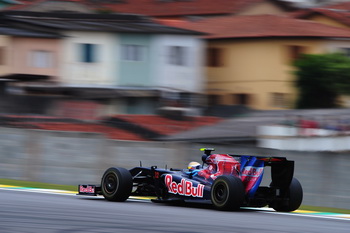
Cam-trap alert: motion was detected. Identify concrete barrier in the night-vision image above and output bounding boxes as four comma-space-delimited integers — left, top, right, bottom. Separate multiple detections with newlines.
0, 127, 349, 209
258, 125, 350, 151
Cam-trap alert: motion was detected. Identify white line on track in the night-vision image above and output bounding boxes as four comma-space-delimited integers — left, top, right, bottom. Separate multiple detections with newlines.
0, 187, 77, 196
261, 210, 350, 221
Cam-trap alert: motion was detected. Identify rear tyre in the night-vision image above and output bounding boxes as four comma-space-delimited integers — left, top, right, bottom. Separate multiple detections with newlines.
101, 167, 132, 202
271, 177, 303, 212
211, 175, 245, 211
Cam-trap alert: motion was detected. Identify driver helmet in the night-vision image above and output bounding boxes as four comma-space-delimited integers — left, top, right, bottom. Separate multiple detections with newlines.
188, 161, 201, 170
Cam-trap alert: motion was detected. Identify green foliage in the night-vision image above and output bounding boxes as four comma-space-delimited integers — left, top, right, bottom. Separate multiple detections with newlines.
293, 53, 350, 108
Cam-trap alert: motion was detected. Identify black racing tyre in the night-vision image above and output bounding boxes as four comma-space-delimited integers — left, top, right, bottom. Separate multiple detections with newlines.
211, 175, 245, 211
271, 177, 303, 212
101, 167, 133, 202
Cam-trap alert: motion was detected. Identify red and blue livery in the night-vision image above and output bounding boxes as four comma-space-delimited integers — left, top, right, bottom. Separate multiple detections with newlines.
78, 148, 303, 211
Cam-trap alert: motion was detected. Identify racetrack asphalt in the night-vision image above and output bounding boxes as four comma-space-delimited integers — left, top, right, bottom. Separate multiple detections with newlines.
1, 184, 349, 221
1, 187, 350, 233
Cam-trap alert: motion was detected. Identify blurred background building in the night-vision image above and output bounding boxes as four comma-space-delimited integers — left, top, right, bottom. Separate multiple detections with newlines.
2, 0, 350, 116
0, 10, 205, 118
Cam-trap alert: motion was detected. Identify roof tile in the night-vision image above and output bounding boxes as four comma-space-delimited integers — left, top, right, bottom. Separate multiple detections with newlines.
100, 0, 267, 17
156, 14, 350, 39
7, 0, 287, 17
290, 3, 350, 27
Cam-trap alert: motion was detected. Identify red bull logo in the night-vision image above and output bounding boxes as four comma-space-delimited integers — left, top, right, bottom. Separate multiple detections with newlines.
165, 174, 204, 198
79, 185, 95, 194
241, 166, 264, 194
241, 166, 263, 178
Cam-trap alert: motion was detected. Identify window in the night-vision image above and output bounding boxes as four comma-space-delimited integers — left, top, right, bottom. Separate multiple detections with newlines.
206, 48, 223, 67
341, 48, 350, 57
180, 92, 192, 107
271, 93, 287, 108
29, 50, 53, 68
121, 45, 144, 61
79, 43, 98, 63
207, 95, 221, 106
168, 46, 188, 66
287, 45, 305, 62
234, 94, 250, 105
0, 47, 5, 65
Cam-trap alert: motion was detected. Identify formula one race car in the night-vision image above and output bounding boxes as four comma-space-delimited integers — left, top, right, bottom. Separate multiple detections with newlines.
78, 148, 303, 211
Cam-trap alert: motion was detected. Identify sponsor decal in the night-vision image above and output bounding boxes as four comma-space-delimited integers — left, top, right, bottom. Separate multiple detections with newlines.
240, 158, 264, 197
79, 185, 95, 194
165, 174, 204, 198
241, 166, 264, 180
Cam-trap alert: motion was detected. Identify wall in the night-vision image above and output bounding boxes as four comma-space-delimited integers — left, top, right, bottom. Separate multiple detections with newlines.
238, 1, 287, 16
0, 95, 55, 114
0, 35, 11, 76
206, 38, 334, 110
61, 31, 117, 85
0, 127, 349, 209
119, 34, 152, 86
152, 34, 205, 93
10, 37, 61, 77
308, 14, 349, 29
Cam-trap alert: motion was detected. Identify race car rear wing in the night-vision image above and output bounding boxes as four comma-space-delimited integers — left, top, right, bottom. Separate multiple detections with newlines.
229, 154, 294, 189
200, 148, 294, 189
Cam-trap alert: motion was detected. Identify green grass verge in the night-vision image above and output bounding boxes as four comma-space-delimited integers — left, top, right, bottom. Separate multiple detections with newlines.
0, 179, 76, 192
1, 179, 350, 214
299, 205, 350, 214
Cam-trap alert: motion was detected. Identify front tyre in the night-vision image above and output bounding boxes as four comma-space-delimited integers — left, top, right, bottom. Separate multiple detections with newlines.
271, 177, 303, 212
101, 167, 132, 202
211, 175, 244, 211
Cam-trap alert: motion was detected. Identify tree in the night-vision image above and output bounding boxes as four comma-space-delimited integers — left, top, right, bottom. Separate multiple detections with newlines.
293, 53, 350, 109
